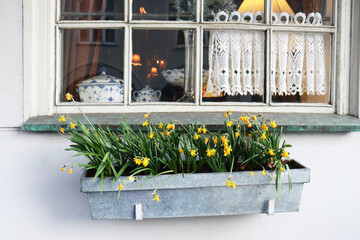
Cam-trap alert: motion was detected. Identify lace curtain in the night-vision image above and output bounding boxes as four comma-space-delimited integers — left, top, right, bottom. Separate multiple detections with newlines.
205, 11, 327, 97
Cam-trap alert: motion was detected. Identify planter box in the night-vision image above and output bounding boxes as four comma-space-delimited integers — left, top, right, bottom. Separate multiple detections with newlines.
81, 161, 310, 220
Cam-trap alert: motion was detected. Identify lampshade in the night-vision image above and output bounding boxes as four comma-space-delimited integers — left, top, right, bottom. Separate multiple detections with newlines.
238, 0, 294, 15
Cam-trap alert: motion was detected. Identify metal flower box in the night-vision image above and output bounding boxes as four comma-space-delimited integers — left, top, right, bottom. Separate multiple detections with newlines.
80, 161, 310, 220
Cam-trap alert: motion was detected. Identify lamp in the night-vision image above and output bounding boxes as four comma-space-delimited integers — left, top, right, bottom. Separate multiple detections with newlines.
238, 0, 294, 14
132, 54, 142, 66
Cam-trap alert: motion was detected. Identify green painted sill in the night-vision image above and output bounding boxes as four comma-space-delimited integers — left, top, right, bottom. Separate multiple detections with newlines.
24, 112, 360, 132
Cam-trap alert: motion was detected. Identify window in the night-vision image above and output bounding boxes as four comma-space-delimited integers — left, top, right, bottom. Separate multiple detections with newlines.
24, 0, 355, 118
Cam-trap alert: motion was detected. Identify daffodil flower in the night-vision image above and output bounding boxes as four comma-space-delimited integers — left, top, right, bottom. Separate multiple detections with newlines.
202, 127, 207, 134
194, 134, 200, 140
65, 93, 72, 101
179, 148, 184, 154
228, 110, 232, 115
190, 149, 197, 157
282, 151, 289, 158
61, 167, 65, 172
158, 122, 163, 129
260, 132, 266, 140
60, 128, 65, 134
204, 137, 209, 144
261, 170, 266, 176
226, 121, 233, 127
252, 115, 257, 121
58, 115, 66, 122
249, 171, 254, 176
224, 113, 228, 118
261, 123, 269, 131
119, 184, 124, 190
142, 157, 149, 167
148, 132, 154, 140
144, 114, 149, 118
68, 168, 73, 174
235, 132, 240, 138
247, 133, 252, 138
223, 145, 232, 156
269, 120, 277, 128
142, 121, 148, 127
128, 176, 135, 182
280, 167, 284, 172
134, 158, 142, 165
268, 149, 275, 156
213, 137, 218, 144
153, 194, 160, 202
197, 127, 202, 133
70, 122, 77, 130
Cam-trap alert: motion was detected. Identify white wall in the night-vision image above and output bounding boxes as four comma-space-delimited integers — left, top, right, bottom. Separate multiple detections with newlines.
1, 1, 360, 240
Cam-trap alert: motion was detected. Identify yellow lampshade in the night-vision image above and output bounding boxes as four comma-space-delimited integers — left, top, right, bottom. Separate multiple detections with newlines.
238, 0, 294, 15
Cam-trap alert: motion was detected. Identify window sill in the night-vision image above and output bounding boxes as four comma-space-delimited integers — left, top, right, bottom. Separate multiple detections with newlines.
24, 113, 360, 132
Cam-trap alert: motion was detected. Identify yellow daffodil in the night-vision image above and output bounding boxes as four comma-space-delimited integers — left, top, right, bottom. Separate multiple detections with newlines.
144, 114, 149, 118
221, 136, 229, 147
166, 123, 175, 130
202, 127, 207, 134
70, 122, 77, 130
204, 137, 209, 144
142, 157, 149, 167
158, 122, 163, 129
231, 181, 236, 189
213, 137, 218, 144
268, 149, 275, 156
60, 128, 65, 134
65, 93, 73, 101
128, 176, 135, 182
224, 113, 228, 118
247, 123, 252, 128
119, 184, 124, 190
224, 145, 232, 156
260, 132, 266, 140
226, 121, 233, 127
179, 148, 184, 154
206, 148, 212, 157
249, 171, 254, 176
240, 116, 250, 124
235, 132, 240, 138
148, 132, 154, 140
134, 158, 142, 165
269, 120, 277, 128
226, 180, 231, 187
252, 115, 257, 121
61, 167, 65, 172
68, 168, 73, 174
58, 115, 66, 122
282, 151, 289, 158
271, 176, 274, 181
197, 127, 202, 133
190, 149, 197, 157
165, 131, 170, 136
142, 120, 148, 127
194, 134, 200, 140
247, 133, 252, 138
261, 170, 266, 176
228, 110, 232, 115
280, 167, 284, 172
153, 194, 160, 202
261, 123, 269, 131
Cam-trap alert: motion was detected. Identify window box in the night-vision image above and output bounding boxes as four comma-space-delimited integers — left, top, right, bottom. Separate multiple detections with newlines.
80, 160, 310, 220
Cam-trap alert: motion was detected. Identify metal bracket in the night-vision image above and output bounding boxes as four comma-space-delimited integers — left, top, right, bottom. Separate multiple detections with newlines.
267, 199, 275, 215
135, 204, 143, 220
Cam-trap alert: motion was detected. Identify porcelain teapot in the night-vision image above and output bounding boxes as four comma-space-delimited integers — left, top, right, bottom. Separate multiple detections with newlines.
133, 85, 161, 102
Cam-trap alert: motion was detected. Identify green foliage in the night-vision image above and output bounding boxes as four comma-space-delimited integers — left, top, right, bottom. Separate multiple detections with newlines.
62, 111, 293, 198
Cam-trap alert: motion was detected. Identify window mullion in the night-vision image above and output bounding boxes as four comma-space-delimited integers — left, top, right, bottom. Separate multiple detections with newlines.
125, 25, 132, 106
266, 28, 272, 106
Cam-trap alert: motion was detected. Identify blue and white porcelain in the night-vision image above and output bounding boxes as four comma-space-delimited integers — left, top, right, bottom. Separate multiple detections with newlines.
161, 68, 209, 87
77, 71, 124, 103
133, 85, 161, 103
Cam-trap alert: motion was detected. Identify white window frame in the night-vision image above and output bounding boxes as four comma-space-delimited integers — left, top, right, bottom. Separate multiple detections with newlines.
23, 0, 356, 119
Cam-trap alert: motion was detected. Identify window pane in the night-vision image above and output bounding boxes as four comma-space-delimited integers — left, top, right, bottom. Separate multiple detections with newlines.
204, 0, 265, 23
271, 32, 331, 103
202, 30, 265, 103
132, 0, 196, 21
272, 0, 333, 26
132, 29, 195, 103
62, 29, 124, 103
61, 0, 124, 21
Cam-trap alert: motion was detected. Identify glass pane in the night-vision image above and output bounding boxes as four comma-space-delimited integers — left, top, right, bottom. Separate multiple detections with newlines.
271, 32, 331, 103
132, 29, 195, 103
61, 0, 124, 21
62, 29, 124, 103
132, 0, 196, 21
202, 30, 265, 103
272, 0, 333, 26
204, 0, 265, 23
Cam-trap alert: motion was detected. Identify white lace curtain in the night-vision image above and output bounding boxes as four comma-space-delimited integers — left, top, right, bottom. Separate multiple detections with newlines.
205, 12, 327, 97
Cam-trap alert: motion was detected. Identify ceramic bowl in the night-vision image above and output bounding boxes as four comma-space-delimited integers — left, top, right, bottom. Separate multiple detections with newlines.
161, 69, 209, 87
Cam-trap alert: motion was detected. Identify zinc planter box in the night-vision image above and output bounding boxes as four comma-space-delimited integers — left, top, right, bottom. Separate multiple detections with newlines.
80, 161, 310, 220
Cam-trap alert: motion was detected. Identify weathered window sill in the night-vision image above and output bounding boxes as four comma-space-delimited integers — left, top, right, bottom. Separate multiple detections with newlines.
24, 112, 360, 132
